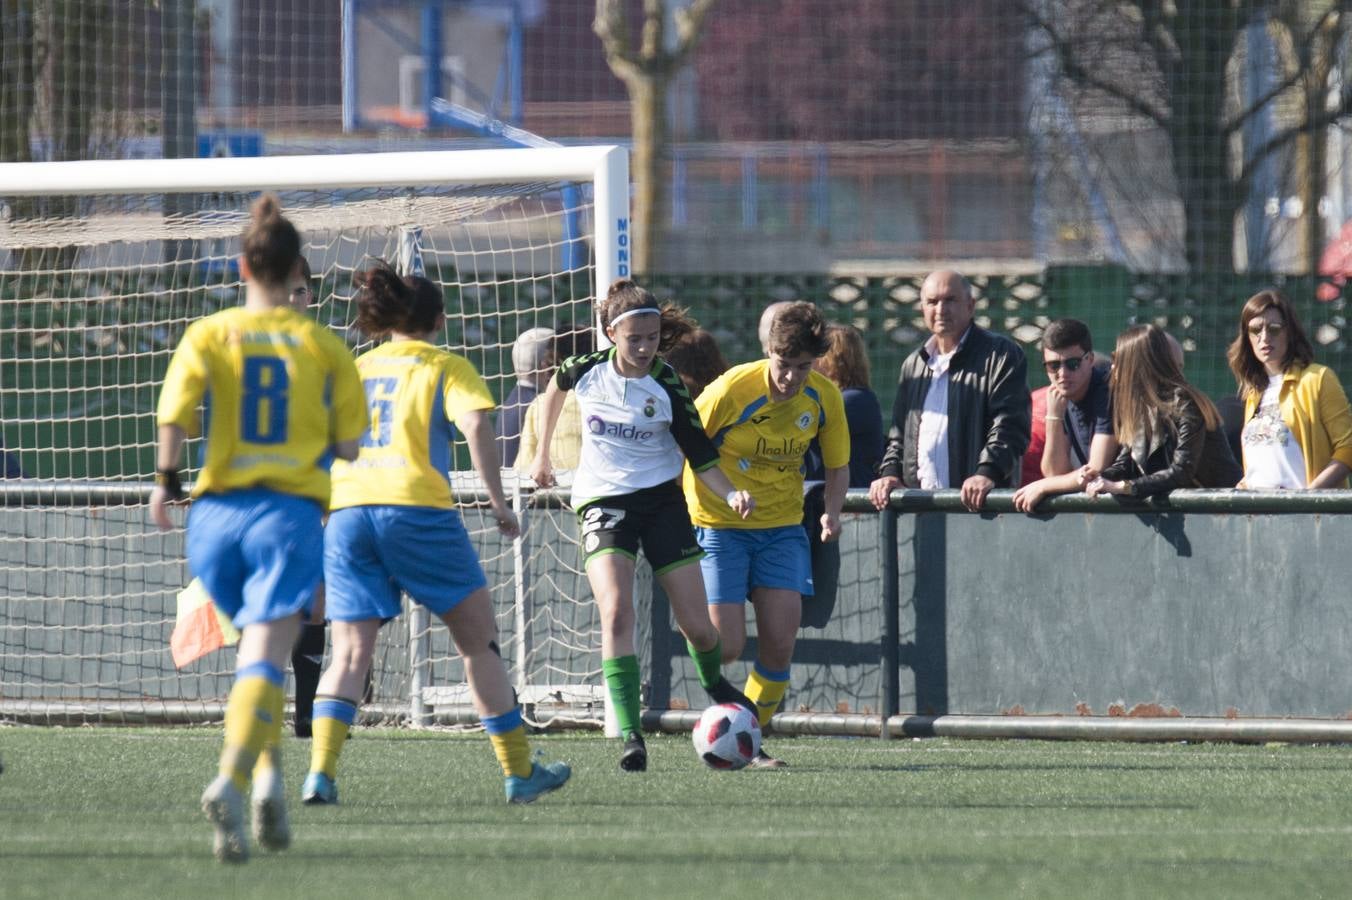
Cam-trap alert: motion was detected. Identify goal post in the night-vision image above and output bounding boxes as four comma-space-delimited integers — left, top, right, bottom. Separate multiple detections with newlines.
0, 145, 629, 728
0, 145, 631, 288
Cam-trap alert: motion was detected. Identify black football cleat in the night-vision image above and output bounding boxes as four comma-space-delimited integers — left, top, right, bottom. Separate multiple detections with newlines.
619, 731, 648, 772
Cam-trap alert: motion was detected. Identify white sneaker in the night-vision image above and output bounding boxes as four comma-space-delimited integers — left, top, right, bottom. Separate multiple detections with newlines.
250, 767, 291, 852
200, 775, 249, 863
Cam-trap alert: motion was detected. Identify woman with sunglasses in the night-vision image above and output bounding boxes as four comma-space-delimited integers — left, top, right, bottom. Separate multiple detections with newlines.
1227, 289, 1352, 489
1084, 324, 1241, 498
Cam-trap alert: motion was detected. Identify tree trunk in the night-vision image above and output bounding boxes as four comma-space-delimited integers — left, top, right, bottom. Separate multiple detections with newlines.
0, 0, 36, 165
1299, 122, 1319, 273
51, 0, 100, 163
1301, 52, 1334, 274
626, 75, 667, 275
28, 0, 108, 271
161, 0, 198, 267
1169, 2, 1242, 272
1173, 115, 1238, 272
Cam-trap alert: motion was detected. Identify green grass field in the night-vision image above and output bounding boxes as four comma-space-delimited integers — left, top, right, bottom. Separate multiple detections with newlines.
4, 727, 1352, 899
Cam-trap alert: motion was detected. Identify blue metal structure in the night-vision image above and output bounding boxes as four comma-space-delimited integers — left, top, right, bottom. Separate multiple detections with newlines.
341, 0, 527, 133
341, 1, 582, 272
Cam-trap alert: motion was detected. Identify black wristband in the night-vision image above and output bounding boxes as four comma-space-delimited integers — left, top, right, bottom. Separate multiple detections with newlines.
155, 468, 185, 501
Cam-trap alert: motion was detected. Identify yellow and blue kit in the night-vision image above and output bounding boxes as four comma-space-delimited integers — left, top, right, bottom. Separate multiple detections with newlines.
324, 340, 496, 621
329, 340, 495, 511
157, 305, 366, 628
157, 305, 367, 507
683, 359, 850, 529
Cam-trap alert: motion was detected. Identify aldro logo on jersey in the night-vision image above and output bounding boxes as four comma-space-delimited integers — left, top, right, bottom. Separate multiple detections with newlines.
586, 416, 654, 441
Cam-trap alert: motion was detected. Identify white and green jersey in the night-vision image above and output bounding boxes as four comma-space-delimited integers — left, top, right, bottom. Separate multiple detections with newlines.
554, 348, 719, 507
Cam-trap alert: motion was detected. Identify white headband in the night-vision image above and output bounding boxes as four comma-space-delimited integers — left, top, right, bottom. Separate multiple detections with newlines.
609, 306, 661, 328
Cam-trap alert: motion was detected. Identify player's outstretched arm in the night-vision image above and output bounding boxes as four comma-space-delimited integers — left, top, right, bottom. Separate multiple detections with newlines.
460, 408, 520, 538
150, 424, 188, 531
694, 465, 755, 519
527, 380, 567, 489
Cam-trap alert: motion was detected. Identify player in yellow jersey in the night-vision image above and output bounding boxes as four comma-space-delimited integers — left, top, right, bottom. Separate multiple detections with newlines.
530, 279, 756, 772
683, 302, 850, 767
301, 261, 570, 805
150, 196, 368, 862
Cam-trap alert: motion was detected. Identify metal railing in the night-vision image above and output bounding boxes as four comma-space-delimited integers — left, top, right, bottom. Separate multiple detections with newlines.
7, 481, 1352, 743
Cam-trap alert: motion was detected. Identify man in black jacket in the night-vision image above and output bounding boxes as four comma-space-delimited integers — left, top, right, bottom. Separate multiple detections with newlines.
868, 270, 1030, 512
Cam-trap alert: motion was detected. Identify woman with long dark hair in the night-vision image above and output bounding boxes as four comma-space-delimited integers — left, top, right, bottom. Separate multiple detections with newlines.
304, 261, 570, 807
1085, 324, 1240, 497
1227, 289, 1352, 489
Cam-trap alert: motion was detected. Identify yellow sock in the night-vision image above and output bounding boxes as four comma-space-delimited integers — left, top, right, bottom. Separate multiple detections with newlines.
482, 708, 532, 779
219, 664, 285, 792
488, 726, 532, 779
744, 664, 791, 729
309, 696, 358, 780
252, 729, 284, 779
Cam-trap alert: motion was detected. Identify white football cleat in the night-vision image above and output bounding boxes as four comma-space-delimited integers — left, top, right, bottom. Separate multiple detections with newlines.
250, 767, 292, 852
200, 775, 249, 863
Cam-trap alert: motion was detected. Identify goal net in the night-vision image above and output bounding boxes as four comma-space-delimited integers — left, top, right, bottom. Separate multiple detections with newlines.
0, 146, 630, 728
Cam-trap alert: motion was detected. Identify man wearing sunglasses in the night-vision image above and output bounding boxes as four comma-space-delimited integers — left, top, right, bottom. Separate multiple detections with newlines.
1013, 318, 1117, 512
869, 270, 1030, 512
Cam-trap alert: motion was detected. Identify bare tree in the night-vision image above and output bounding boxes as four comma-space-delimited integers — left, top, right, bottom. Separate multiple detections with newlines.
3, 0, 114, 268
1028, 0, 1352, 272
0, 0, 37, 166
697, 0, 1023, 142
0, 1, 158, 268
594, 0, 717, 274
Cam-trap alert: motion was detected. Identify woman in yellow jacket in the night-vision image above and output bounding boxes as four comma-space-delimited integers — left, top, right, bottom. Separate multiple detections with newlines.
1227, 289, 1352, 489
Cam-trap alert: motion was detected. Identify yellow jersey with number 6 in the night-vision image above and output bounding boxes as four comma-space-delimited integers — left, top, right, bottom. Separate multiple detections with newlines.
330, 340, 496, 511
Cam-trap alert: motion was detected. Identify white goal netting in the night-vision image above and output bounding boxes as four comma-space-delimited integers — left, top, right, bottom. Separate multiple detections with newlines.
0, 154, 626, 727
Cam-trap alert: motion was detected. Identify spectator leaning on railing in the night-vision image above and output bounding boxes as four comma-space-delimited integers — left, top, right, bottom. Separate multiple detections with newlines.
1012, 318, 1116, 512
1085, 324, 1241, 499
1020, 386, 1050, 489
1227, 289, 1352, 490
868, 270, 1030, 512
801, 323, 883, 630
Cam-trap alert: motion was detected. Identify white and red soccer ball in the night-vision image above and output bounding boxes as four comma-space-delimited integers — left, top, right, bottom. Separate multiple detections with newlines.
693, 703, 761, 770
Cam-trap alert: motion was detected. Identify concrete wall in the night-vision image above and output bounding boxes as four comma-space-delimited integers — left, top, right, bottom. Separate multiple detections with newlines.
888, 492, 1352, 718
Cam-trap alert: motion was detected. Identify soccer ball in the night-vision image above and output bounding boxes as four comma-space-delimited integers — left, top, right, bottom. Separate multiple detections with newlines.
693, 703, 761, 770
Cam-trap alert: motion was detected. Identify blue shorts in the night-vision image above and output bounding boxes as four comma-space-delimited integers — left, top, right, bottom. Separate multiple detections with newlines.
695, 525, 813, 604
323, 505, 488, 621
186, 489, 323, 629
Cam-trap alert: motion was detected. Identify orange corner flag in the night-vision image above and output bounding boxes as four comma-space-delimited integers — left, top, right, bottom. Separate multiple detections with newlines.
170, 578, 241, 669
